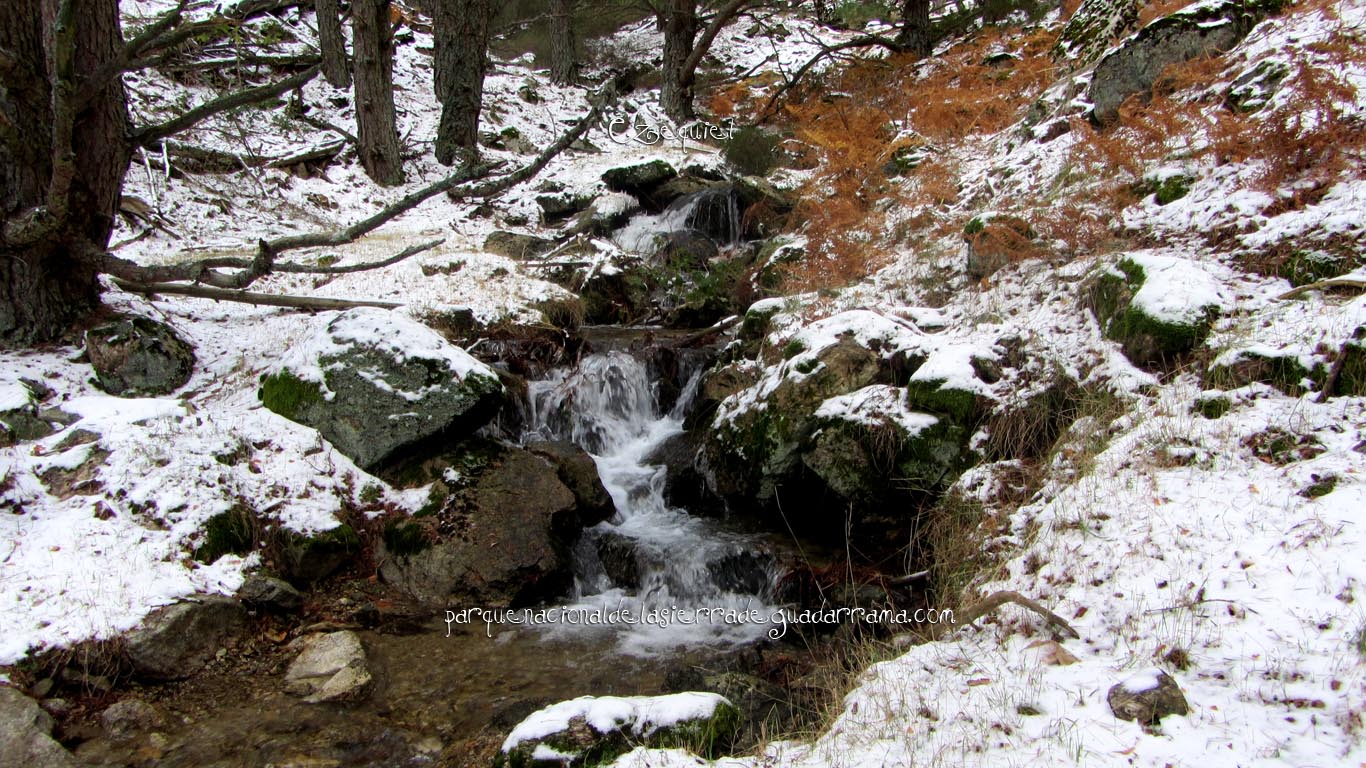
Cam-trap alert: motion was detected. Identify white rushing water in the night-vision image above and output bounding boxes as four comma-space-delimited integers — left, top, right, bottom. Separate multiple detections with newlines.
525, 351, 781, 654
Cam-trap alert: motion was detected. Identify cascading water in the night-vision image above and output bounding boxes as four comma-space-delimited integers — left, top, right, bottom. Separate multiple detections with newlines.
611, 186, 744, 255
524, 350, 780, 654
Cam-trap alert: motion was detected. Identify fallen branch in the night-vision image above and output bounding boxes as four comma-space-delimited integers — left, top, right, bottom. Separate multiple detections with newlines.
943, 590, 1080, 640
753, 34, 903, 124
110, 278, 402, 310
132, 65, 321, 148
1275, 277, 1366, 301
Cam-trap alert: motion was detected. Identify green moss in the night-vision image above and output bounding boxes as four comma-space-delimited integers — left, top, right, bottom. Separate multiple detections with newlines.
1088, 258, 1215, 364
1154, 174, 1193, 205
906, 379, 980, 426
782, 339, 807, 359
383, 519, 431, 557
963, 217, 986, 236
794, 358, 819, 375
195, 506, 257, 564
1193, 396, 1232, 419
358, 483, 383, 504
1276, 250, 1345, 287
1300, 474, 1338, 499
1336, 340, 1366, 396
1207, 351, 1319, 396
258, 370, 325, 422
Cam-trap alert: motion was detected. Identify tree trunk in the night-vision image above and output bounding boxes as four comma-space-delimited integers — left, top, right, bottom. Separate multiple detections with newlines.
316, 0, 350, 87
1, 0, 130, 347
433, 0, 493, 166
660, 0, 697, 122
352, 0, 404, 185
548, 0, 577, 85
897, 0, 933, 57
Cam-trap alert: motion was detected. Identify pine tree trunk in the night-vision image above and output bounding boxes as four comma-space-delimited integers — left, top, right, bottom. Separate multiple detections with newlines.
352, 0, 404, 185
433, 0, 493, 166
897, 0, 932, 57
660, 0, 697, 122
316, 0, 350, 87
1, 0, 130, 347
548, 0, 577, 85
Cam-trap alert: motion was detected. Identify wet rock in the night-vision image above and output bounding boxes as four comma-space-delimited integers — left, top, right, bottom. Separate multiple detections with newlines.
378, 444, 587, 606
1107, 670, 1189, 725
258, 308, 504, 470
1089, 0, 1283, 123
526, 440, 616, 527
99, 698, 165, 742
594, 531, 642, 590
237, 574, 304, 613
657, 230, 720, 270
484, 231, 557, 260
568, 192, 640, 235
644, 430, 724, 516
84, 315, 195, 396
706, 551, 774, 595
497, 692, 738, 767
284, 631, 373, 704
701, 672, 794, 740
124, 596, 247, 680
601, 160, 677, 197
0, 686, 79, 767
580, 265, 654, 325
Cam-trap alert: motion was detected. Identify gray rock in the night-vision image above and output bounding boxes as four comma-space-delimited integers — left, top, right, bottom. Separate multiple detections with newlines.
601, 160, 677, 195
99, 698, 165, 742
124, 596, 246, 680
276, 524, 361, 585
258, 308, 504, 470
594, 531, 643, 590
0, 686, 79, 767
84, 316, 195, 396
378, 445, 586, 606
1107, 670, 1189, 724
1052, 0, 1138, 69
0, 380, 57, 447
237, 574, 304, 613
1089, 0, 1283, 123
536, 192, 594, 222
284, 631, 372, 704
526, 440, 616, 527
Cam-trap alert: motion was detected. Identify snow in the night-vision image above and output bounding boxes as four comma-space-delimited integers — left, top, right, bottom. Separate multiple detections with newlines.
1124, 251, 1231, 325
814, 385, 939, 436
502, 692, 731, 751
1120, 669, 1164, 694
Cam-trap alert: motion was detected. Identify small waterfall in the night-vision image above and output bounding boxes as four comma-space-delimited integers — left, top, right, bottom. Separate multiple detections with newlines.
611, 186, 745, 255
525, 351, 779, 653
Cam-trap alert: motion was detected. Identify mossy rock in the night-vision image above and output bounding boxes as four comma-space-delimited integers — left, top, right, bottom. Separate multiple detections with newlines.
1052, 0, 1138, 68
1089, 0, 1287, 122
906, 378, 984, 426
601, 160, 677, 195
258, 309, 504, 470
1333, 337, 1366, 398
1193, 395, 1232, 419
1086, 258, 1217, 368
1132, 173, 1195, 206
85, 315, 196, 397
1275, 250, 1347, 288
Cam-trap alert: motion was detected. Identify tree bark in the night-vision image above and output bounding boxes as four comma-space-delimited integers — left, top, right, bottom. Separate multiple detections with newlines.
352, 0, 404, 185
660, 0, 697, 122
433, 0, 494, 166
896, 0, 932, 57
1, 0, 130, 346
548, 0, 577, 85
316, 0, 350, 87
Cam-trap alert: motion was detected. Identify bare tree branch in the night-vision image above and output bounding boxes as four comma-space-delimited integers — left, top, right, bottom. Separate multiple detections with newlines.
678, 0, 752, 90
943, 590, 1080, 640
753, 34, 903, 124
124, 0, 190, 59
132, 65, 321, 148
109, 278, 403, 310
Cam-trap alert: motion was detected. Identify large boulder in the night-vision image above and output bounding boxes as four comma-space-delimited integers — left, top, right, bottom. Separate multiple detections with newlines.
85, 316, 195, 396
1085, 254, 1226, 369
601, 160, 677, 197
0, 687, 79, 768
284, 631, 373, 704
526, 440, 616, 525
1089, 0, 1285, 123
1052, 0, 1138, 69
496, 693, 739, 767
259, 308, 504, 470
378, 442, 596, 606
124, 596, 247, 680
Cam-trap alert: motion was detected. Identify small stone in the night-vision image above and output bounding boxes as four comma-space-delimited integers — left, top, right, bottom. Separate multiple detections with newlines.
0, 687, 79, 766
237, 574, 304, 614
1107, 669, 1189, 724
284, 631, 373, 704
30, 679, 54, 699
100, 698, 164, 742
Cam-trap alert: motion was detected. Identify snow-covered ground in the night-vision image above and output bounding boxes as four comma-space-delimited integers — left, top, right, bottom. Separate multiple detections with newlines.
3, 0, 1366, 765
